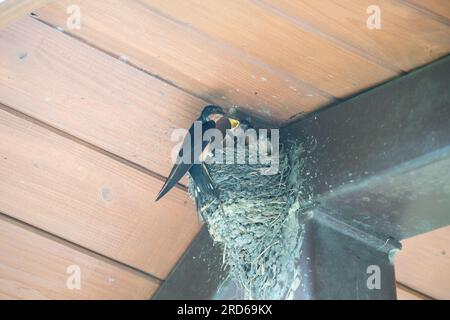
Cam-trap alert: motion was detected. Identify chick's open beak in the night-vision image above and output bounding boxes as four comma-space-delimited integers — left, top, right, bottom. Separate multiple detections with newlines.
229, 118, 240, 128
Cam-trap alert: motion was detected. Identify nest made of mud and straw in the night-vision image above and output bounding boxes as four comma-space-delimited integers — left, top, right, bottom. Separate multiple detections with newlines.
188, 140, 310, 300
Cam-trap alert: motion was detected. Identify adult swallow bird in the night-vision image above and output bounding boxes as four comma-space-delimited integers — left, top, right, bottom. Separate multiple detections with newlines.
155, 105, 240, 202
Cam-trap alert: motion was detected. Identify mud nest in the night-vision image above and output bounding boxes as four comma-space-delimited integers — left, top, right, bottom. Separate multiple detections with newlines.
188, 140, 310, 300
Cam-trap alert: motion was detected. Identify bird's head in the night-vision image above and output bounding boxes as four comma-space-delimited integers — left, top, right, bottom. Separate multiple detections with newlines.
201, 105, 240, 128
201, 105, 225, 122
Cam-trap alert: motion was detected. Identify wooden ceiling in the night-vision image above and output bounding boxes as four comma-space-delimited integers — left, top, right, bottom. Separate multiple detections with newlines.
0, 0, 449, 299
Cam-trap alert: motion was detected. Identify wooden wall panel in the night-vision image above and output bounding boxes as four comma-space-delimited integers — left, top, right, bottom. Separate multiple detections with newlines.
0, 17, 206, 183
262, 0, 450, 72
405, 0, 450, 20
35, 0, 332, 123
396, 286, 425, 300
0, 0, 51, 29
396, 226, 450, 300
142, 0, 397, 98
33, 0, 450, 117
0, 216, 158, 299
0, 105, 200, 279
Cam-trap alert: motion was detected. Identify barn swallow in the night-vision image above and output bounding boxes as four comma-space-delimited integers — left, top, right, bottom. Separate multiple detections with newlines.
155, 105, 240, 202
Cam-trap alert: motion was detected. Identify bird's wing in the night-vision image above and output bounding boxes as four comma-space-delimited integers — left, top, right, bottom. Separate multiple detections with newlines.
155, 120, 215, 201
193, 185, 204, 222
189, 163, 219, 199
190, 163, 220, 222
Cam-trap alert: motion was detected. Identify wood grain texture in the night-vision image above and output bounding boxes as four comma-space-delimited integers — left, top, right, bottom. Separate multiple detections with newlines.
395, 226, 450, 300
404, 0, 450, 21
0, 105, 200, 279
141, 0, 397, 98
0, 216, 158, 299
261, 0, 450, 72
35, 0, 332, 123
0, 17, 206, 183
396, 286, 425, 300
0, 0, 51, 29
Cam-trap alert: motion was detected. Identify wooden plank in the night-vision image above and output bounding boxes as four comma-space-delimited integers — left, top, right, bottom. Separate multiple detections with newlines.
0, 17, 206, 183
0, 105, 201, 279
405, 0, 450, 21
0, 0, 51, 29
395, 226, 450, 300
0, 215, 158, 299
137, 0, 397, 98
261, 0, 450, 72
396, 286, 425, 300
34, 0, 332, 123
